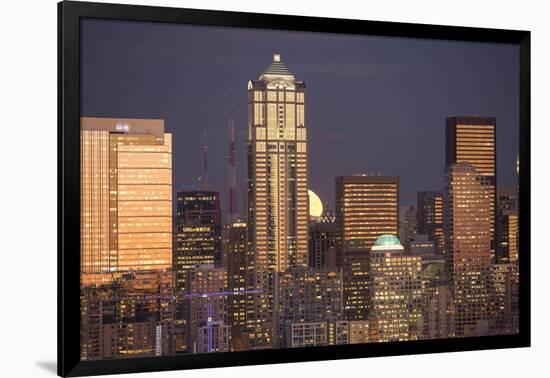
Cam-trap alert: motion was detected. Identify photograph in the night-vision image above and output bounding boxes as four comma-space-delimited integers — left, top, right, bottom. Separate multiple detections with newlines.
77, 16, 521, 360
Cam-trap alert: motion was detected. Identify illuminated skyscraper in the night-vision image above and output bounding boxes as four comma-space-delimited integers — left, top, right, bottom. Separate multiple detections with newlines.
80, 117, 172, 287
368, 235, 423, 342
417, 191, 444, 254
223, 220, 250, 349
335, 175, 399, 320
246, 53, 309, 346
174, 190, 222, 289
444, 162, 492, 337
446, 116, 496, 262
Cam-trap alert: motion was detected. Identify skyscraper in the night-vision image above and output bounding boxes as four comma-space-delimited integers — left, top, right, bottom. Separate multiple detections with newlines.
368, 235, 423, 342
308, 206, 337, 269
174, 190, 222, 289
399, 205, 417, 251
223, 220, 250, 349
246, 54, 309, 346
417, 191, 444, 254
446, 116, 496, 262
444, 162, 492, 337
335, 175, 399, 320
80, 117, 173, 287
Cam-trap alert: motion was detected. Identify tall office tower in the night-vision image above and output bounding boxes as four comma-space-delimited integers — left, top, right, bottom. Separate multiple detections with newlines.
223, 220, 250, 350
420, 259, 455, 339
417, 191, 444, 254
399, 205, 417, 250
446, 116, 496, 262
497, 187, 519, 263
187, 265, 230, 353
444, 162, 492, 337
246, 53, 309, 346
308, 206, 337, 269
277, 267, 343, 348
335, 175, 399, 320
80, 117, 172, 287
489, 264, 519, 335
368, 235, 423, 342
80, 270, 174, 360
174, 190, 222, 289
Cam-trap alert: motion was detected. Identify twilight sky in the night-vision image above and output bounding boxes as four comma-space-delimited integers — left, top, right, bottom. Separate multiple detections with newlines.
81, 18, 519, 215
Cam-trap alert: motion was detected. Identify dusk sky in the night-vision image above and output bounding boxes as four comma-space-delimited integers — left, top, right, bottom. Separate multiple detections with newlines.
81, 18, 519, 213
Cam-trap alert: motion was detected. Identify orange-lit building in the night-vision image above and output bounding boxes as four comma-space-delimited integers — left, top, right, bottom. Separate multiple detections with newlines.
80, 117, 172, 287
444, 162, 492, 337
335, 175, 399, 321
446, 116, 496, 262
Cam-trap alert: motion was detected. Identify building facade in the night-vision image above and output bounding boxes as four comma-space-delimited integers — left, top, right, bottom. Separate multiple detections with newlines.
417, 191, 444, 254
174, 190, 222, 289
246, 54, 309, 346
444, 162, 492, 337
446, 116, 496, 262
368, 235, 423, 342
277, 267, 343, 348
80, 117, 173, 287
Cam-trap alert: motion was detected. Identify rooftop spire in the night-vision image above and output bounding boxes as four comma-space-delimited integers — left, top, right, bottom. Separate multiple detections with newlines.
259, 52, 295, 81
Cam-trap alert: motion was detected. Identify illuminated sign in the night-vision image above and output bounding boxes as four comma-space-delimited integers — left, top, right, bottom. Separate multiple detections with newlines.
115, 123, 130, 133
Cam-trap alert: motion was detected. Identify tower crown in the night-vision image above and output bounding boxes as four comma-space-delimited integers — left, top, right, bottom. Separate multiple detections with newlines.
259, 53, 295, 81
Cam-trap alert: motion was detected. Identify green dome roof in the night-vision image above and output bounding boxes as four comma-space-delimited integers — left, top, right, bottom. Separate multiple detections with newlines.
374, 234, 401, 247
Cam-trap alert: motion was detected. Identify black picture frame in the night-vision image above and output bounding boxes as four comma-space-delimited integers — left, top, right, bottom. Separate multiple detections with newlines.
58, 1, 531, 376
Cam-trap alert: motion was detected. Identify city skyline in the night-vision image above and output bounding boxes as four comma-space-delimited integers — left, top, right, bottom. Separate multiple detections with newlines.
79, 21, 521, 360
81, 19, 519, 210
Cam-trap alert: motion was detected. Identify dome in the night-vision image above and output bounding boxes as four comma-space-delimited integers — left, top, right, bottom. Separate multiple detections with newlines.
374, 234, 402, 247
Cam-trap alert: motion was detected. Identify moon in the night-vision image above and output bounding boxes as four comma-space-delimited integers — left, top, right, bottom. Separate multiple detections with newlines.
308, 189, 323, 218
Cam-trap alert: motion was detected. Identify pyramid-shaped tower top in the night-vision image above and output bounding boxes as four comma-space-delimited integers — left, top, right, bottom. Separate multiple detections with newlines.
259, 53, 295, 81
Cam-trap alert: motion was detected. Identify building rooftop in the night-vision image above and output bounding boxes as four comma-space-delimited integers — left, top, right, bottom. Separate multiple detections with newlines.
259, 53, 295, 80
374, 234, 402, 247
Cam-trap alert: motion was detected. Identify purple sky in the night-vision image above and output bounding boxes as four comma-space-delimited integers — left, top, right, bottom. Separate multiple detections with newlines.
81, 18, 519, 215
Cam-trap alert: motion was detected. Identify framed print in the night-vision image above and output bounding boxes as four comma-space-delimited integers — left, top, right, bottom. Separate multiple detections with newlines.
58, 1, 531, 376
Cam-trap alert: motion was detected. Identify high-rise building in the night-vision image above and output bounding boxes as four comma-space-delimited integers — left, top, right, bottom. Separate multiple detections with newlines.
446, 116, 496, 262
174, 190, 222, 289
309, 206, 337, 269
335, 175, 399, 321
410, 234, 437, 258
399, 205, 417, 250
223, 220, 251, 350
444, 162, 492, 337
277, 267, 343, 348
80, 117, 173, 287
368, 235, 423, 342
417, 191, 444, 254
246, 53, 309, 346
